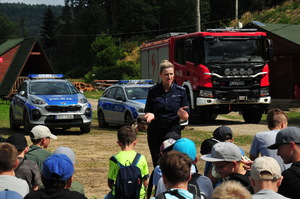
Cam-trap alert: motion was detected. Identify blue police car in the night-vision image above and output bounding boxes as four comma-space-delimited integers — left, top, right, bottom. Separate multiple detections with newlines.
97, 80, 153, 127
10, 74, 92, 133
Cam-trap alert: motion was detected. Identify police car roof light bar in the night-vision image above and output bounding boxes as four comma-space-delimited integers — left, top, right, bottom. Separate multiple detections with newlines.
28, 74, 65, 79
118, 79, 153, 84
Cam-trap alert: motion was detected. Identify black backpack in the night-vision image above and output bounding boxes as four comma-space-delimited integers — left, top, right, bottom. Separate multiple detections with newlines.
110, 153, 142, 199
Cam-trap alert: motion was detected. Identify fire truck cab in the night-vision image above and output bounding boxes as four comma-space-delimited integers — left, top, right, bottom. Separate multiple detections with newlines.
140, 29, 273, 123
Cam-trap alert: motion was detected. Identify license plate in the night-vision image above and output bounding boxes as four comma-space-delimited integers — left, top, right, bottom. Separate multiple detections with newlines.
56, 115, 74, 119
229, 81, 245, 86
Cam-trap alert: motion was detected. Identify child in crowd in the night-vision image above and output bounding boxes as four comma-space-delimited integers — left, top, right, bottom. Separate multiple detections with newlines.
201, 142, 254, 194
25, 125, 57, 170
105, 126, 149, 199
7, 134, 41, 191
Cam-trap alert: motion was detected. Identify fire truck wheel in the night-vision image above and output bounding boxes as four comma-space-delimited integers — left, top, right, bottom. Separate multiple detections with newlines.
242, 109, 263, 124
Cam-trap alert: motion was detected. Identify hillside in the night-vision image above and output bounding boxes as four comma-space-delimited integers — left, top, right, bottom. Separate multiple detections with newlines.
231, 1, 300, 27
0, 3, 62, 37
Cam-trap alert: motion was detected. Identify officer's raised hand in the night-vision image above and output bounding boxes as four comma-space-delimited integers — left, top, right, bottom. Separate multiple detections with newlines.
144, 113, 155, 123
177, 106, 189, 121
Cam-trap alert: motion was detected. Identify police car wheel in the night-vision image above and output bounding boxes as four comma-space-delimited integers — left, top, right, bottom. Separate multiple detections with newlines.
10, 108, 20, 130
23, 111, 32, 134
80, 125, 91, 133
124, 112, 133, 126
98, 110, 108, 128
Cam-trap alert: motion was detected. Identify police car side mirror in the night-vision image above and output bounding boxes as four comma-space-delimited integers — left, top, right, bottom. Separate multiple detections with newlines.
20, 91, 26, 97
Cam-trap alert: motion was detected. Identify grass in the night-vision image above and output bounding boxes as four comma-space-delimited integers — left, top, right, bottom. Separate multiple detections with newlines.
0, 100, 9, 128
83, 90, 104, 99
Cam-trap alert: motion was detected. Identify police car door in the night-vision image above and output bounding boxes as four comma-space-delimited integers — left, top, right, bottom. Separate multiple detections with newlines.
12, 82, 27, 121
113, 87, 126, 124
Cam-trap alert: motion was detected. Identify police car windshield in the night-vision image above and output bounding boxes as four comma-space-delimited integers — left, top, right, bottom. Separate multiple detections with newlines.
125, 87, 150, 100
30, 82, 78, 95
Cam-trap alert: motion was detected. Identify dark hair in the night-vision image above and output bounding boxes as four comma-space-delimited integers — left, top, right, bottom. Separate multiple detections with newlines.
42, 174, 71, 189
267, 108, 288, 129
160, 151, 191, 185
117, 126, 137, 146
0, 143, 18, 172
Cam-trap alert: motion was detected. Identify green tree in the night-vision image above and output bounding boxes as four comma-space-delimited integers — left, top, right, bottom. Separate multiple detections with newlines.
0, 14, 18, 39
40, 7, 58, 48
85, 35, 139, 82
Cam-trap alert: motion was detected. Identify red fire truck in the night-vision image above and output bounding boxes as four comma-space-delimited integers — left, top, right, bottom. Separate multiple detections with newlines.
140, 29, 274, 123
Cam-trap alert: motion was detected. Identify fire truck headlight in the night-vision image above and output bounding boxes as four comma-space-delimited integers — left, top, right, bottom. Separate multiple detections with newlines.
199, 90, 213, 98
260, 87, 270, 97
224, 68, 231, 75
240, 68, 245, 75
247, 68, 253, 75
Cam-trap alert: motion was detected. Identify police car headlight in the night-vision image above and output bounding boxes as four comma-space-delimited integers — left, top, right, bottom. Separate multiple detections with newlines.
31, 97, 46, 104
78, 97, 88, 103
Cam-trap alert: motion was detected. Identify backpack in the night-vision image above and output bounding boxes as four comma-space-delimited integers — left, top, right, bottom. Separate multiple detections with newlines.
155, 189, 201, 199
110, 153, 142, 199
155, 173, 205, 199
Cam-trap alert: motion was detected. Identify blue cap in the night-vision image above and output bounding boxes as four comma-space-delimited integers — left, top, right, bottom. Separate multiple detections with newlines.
42, 154, 74, 181
0, 190, 23, 199
173, 138, 197, 161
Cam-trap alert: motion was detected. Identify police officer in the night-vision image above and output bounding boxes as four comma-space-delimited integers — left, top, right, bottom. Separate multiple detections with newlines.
144, 60, 190, 167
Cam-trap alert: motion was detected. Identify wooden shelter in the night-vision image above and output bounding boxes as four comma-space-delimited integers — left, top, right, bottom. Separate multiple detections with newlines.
0, 38, 54, 99
247, 22, 300, 99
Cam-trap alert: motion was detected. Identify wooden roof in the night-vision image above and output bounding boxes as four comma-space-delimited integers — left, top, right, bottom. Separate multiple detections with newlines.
0, 38, 54, 98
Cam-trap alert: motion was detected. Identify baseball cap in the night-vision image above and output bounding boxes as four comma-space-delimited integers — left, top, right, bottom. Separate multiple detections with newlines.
7, 134, 28, 150
200, 138, 219, 155
160, 138, 176, 153
30, 125, 57, 140
201, 142, 242, 162
42, 154, 74, 181
54, 147, 76, 164
0, 190, 23, 199
164, 131, 181, 140
251, 156, 282, 180
213, 126, 233, 141
173, 138, 197, 161
268, 126, 300, 149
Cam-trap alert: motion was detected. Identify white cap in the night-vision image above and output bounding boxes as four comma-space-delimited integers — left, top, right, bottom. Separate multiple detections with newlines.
250, 156, 282, 180
30, 125, 57, 140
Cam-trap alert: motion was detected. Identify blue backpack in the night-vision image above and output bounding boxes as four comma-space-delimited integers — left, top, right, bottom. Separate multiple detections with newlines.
110, 153, 142, 199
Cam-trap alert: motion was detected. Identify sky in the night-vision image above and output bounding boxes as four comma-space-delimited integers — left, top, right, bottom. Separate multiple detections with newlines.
0, 0, 64, 5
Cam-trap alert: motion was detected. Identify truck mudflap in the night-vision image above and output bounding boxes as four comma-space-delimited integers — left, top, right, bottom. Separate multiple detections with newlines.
196, 96, 271, 106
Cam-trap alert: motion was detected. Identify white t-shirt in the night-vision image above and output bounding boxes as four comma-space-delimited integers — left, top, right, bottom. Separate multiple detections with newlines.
0, 175, 29, 197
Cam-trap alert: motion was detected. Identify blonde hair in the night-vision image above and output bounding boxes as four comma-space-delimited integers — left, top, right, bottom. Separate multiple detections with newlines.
212, 181, 252, 199
159, 60, 174, 74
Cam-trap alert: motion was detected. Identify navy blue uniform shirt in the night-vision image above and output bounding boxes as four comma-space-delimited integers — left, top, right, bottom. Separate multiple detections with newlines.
145, 82, 190, 123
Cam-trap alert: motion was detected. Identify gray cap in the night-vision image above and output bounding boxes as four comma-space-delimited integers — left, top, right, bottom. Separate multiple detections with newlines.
268, 126, 300, 149
53, 146, 76, 164
201, 142, 242, 162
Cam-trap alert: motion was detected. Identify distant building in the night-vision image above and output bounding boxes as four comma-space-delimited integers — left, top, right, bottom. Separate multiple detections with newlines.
0, 38, 54, 99
247, 21, 300, 99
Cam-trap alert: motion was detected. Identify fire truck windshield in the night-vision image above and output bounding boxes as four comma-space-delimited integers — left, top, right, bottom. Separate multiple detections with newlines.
205, 38, 267, 63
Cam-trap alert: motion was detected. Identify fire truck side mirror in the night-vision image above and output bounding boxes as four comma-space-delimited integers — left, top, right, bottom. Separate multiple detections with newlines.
267, 39, 274, 60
